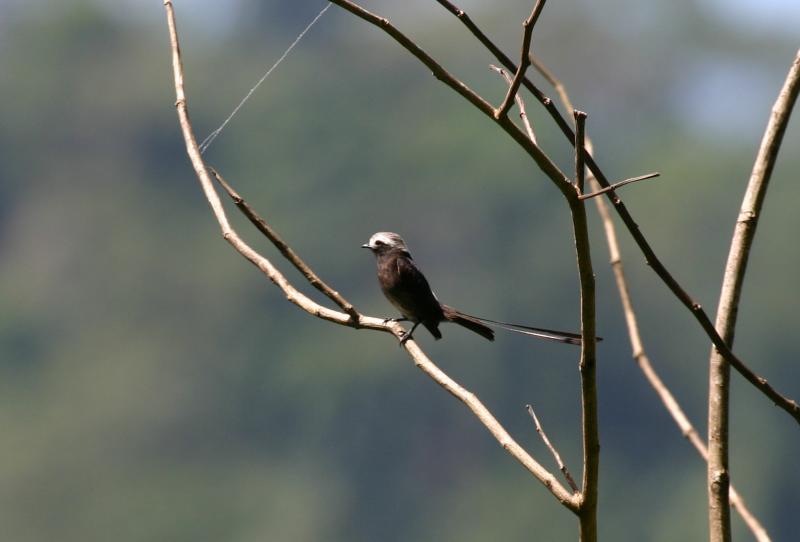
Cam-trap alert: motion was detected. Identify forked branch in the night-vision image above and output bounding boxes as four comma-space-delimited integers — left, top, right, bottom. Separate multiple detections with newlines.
434, 0, 800, 425
495, 0, 546, 119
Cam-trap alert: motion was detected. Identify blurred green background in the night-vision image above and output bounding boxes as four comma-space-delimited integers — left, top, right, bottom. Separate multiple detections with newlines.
1, 0, 798, 540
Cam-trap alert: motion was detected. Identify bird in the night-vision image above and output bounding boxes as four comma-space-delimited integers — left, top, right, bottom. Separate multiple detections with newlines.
362, 231, 585, 346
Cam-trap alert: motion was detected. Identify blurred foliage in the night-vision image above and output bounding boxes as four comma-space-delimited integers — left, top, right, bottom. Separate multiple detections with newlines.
0, 1, 798, 540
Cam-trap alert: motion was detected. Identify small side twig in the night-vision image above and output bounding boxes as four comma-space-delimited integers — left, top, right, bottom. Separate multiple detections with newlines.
578, 172, 660, 200
526, 404, 579, 493
490, 64, 536, 143
495, 0, 546, 119
209, 167, 359, 321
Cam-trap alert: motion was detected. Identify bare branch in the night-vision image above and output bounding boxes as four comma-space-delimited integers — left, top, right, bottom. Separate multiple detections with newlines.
707, 48, 800, 542
578, 172, 660, 201
536, 55, 772, 541
490, 64, 536, 144
527, 404, 579, 493
569, 193, 599, 539
163, 0, 577, 512
495, 0, 546, 119
571, 115, 600, 537
439, 1, 800, 424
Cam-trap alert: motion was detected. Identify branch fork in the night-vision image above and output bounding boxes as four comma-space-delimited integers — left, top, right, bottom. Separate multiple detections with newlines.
494, 0, 546, 119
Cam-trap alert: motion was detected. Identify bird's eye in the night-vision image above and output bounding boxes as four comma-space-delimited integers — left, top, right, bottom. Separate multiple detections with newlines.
374, 240, 385, 246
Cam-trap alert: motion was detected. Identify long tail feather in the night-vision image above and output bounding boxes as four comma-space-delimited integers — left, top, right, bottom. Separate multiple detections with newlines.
446, 308, 598, 346
441, 306, 494, 341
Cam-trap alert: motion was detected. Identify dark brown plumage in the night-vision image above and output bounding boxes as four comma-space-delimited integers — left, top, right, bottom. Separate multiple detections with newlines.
364, 232, 492, 342
362, 232, 586, 345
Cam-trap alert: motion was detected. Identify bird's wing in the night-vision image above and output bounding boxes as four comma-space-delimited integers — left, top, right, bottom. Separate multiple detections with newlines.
389, 255, 443, 319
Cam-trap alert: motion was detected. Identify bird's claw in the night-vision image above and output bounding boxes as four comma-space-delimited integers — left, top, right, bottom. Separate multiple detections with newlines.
398, 331, 412, 346
380, 317, 413, 345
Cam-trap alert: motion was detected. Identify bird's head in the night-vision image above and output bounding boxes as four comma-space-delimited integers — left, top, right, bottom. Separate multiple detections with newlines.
362, 231, 410, 255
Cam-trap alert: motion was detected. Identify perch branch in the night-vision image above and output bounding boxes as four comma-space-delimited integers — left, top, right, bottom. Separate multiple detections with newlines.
707, 48, 800, 542
436, 0, 800, 424
537, 56, 772, 541
163, 0, 577, 512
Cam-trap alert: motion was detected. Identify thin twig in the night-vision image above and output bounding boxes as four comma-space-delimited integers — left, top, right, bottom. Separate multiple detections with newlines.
438, 0, 800, 424
707, 48, 800, 542
495, 0, 546, 119
536, 55, 772, 541
574, 111, 587, 194
209, 167, 358, 320
490, 64, 536, 143
526, 404, 579, 493
578, 172, 660, 200
163, 0, 577, 512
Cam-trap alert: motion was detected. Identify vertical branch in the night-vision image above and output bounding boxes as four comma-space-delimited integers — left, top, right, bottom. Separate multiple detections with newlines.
574, 111, 587, 193
534, 56, 773, 541
566, 176, 600, 540
571, 192, 599, 541
495, 0, 546, 119
707, 48, 800, 542
163, 0, 231, 236
597, 172, 772, 540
